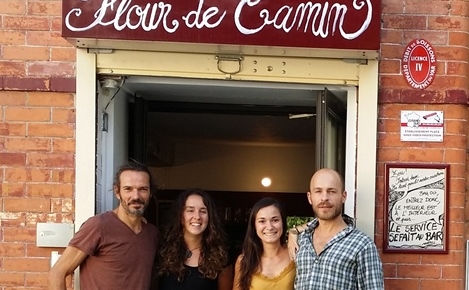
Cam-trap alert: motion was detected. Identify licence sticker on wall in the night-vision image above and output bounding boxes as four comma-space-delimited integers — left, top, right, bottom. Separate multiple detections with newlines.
402, 39, 437, 90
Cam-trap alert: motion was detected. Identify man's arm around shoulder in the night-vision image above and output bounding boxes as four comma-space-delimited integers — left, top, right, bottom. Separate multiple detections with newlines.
48, 246, 88, 290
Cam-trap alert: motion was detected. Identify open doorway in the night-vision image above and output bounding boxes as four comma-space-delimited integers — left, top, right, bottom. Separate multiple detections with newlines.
97, 75, 348, 254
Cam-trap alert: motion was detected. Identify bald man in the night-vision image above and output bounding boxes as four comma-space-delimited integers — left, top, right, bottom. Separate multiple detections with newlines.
289, 168, 384, 290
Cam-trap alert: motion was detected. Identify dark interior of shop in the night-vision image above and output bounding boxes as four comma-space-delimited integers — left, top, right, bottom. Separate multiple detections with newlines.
120, 76, 346, 258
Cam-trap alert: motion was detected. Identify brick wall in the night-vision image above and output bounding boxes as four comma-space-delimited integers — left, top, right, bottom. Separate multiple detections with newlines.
379, 0, 469, 288
1, 0, 469, 289
1, 0, 76, 289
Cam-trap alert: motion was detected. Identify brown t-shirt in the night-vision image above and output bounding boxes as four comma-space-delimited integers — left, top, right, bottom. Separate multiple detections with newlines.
69, 211, 159, 290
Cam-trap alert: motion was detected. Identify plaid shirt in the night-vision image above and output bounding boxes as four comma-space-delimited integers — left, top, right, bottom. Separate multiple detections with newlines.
294, 215, 384, 290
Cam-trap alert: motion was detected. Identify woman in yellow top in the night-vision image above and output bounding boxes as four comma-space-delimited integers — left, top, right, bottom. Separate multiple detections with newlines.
233, 197, 295, 290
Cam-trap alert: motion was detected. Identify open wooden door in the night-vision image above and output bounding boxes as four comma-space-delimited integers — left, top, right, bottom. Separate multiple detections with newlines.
315, 89, 346, 176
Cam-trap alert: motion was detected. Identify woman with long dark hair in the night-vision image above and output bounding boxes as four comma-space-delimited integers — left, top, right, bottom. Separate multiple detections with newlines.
233, 197, 295, 290
157, 188, 233, 290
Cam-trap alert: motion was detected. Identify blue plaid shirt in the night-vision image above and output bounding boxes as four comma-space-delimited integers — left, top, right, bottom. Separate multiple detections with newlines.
294, 215, 384, 290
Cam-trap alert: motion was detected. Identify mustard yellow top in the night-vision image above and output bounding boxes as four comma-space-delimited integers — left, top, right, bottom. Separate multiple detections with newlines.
249, 261, 295, 290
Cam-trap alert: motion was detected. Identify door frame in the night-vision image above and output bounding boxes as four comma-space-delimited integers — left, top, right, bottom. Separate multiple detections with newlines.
75, 48, 378, 237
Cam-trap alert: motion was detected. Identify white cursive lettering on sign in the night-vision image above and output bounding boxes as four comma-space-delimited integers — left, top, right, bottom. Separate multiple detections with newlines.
65, 0, 372, 39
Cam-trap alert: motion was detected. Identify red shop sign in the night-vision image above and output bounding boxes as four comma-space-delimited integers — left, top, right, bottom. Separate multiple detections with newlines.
62, 0, 381, 51
402, 39, 437, 90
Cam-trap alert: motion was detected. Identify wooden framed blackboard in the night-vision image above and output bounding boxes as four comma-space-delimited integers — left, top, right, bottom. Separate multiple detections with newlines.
384, 163, 449, 253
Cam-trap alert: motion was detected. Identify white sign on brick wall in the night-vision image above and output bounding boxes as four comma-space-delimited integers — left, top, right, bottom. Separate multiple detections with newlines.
400, 110, 443, 142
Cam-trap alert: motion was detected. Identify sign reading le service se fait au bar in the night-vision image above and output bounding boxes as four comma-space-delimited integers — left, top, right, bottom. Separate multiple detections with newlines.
62, 0, 380, 50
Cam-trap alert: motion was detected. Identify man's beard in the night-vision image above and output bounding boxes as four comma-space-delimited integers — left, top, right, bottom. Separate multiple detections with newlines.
314, 202, 342, 220
120, 196, 148, 217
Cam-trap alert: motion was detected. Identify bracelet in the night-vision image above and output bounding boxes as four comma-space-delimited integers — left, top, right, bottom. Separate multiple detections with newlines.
289, 227, 299, 235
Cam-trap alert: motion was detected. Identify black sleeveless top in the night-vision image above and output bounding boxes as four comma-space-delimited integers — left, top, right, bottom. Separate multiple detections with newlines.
159, 265, 217, 290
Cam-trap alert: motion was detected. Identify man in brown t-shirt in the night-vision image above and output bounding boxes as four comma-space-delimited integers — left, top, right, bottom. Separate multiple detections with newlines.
49, 162, 159, 290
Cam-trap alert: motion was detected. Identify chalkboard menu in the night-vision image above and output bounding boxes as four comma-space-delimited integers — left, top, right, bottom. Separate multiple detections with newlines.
384, 163, 449, 253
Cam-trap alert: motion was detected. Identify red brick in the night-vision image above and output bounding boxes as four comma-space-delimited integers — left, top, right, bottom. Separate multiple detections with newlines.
449, 31, 468, 46
381, 0, 404, 14
378, 89, 401, 103
379, 60, 400, 74
28, 123, 74, 137
3, 257, 49, 272
0, 31, 26, 45
380, 75, 410, 88
448, 207, 464, 221
51, 17, 62, 31
52, 108, 75, 123
444, 149, 466, 163
0, 153, 26, 166
381, 29, 402, 44
26, 244, 57, 258
377, 148, 400, 162
449, 178, 466, 193
399, 148, 444, 162
436, 46, 469, 62
3, 77, 50, 91
3, 16, 50, 31
4, 198, 50, 212
445, 90, 469, 104
402, 31, 448, 46
51, 198, 74, 213
3, 228, 37, 243
50, 77, 76, 93
52, 139, 75, 153
51, 169, 75, 183
3, 46, 49, 61
0, 123, 26, 136
0, 243, 26, 257
450, 163, 466, 177
447, 61, 467, 76
0, 61, 26, 76
27, 92, 74, 107
429, 16, 468, 30
1, 183, 26, 197
448, 221, 465, 236
381, 253, 421, 263
27, 183, 73, 198
439, 104, 468, 119
5, 137, 51, 152
0, 0, 27, 14
0, 272, 25, 286
377, 117, 400, 133
28, 62, 75, 77
420, 279, 463, 289
378, 133, 404, 147
385, 278, 420, 290
397, 264, 441, 278
27, 31, 72, 47
380, 44, 402, 59
405, 0, 451, 14
0, 91, 27, 106
25, 272, 48, 287
25, 212, 63, 225
27, 153, 75, 168
382, 15, 427, 30
5, 168, 51, 182
51, 47, 76, 62
27, 1, 61, 16
401, 89, 445, 103
4, 108, 51, 122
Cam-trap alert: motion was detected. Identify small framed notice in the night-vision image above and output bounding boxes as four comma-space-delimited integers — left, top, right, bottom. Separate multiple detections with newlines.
384, 163, 449, 253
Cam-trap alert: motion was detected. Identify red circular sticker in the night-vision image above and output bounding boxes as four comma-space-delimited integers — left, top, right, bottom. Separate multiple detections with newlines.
402, 39, 437, 90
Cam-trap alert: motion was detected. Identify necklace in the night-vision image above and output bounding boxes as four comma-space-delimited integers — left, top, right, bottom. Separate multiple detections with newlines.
185, 246, 201, 258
